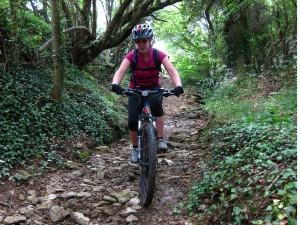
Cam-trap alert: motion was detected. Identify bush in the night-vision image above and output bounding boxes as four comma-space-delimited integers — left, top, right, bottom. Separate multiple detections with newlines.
0, 67, 126, 178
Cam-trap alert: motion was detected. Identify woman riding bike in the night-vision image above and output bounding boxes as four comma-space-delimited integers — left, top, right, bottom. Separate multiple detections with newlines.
111, 23, 184, 163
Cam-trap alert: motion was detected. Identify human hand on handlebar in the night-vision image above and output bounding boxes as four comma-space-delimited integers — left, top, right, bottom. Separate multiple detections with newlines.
111, 84, 124, 95
172, 86, 184, 97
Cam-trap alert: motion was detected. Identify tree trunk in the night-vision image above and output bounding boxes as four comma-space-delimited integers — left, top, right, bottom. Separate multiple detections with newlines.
92, 0, 97, 36
41, 0, 49, 22
82, 0, 92, 28
50, 0, 64, 102
9, 0, 21, 68
205, 0, 218, 35
106, 0, 114, 25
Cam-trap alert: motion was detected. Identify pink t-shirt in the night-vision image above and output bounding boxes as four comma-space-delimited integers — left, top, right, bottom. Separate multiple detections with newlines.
125, 48, 167, 88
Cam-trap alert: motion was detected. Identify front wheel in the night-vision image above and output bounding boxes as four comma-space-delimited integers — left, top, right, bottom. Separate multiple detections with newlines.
139, 124, 158, 207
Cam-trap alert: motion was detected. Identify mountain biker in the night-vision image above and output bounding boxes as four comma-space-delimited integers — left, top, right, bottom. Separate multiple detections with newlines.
111, 23, 184, 163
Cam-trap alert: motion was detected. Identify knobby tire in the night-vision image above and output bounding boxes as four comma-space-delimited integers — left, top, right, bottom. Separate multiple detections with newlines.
139, 124, 157, 207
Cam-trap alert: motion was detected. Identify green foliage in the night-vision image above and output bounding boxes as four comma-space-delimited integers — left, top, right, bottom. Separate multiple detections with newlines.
0, 67, 126, 178
205, 75, 296, 124
154, 7, 225, 85
156, 0, 296, 87
187, 121, 296, 224
0, 2, 51, 66
21, 10, 51, 48
187, 71, 296, 224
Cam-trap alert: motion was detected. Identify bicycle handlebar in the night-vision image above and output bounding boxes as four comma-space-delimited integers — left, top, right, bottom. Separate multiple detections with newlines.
122, 88, 175, 97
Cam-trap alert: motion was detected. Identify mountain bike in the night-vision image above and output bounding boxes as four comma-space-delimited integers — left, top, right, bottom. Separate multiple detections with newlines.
123, 88, 174, 207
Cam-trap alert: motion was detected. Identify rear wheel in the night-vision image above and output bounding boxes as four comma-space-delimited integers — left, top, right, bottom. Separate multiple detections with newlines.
139, 124, 157, 207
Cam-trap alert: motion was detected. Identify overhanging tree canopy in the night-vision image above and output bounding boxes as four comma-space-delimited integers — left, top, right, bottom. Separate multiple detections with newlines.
50, 0, 182, 68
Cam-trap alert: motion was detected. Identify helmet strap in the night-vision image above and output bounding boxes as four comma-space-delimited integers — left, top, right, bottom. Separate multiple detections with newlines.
150, 38, 154, 47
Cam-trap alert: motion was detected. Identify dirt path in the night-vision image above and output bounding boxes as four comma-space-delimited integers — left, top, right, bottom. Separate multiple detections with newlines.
0, 82, 209, 225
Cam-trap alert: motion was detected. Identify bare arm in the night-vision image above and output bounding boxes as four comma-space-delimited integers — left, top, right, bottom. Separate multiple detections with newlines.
161, 56, 182, 87
112, 58, 131, 84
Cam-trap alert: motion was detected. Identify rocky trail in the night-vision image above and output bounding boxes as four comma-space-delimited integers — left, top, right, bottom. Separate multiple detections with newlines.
0, 86, 209, 225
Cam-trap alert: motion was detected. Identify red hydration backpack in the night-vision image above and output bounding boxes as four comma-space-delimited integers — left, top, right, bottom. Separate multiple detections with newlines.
130, 48, 162, 87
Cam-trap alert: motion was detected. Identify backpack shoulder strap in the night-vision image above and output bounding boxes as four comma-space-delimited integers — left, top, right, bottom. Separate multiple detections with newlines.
153, 48, 162, 72
130, 49, 138, 71
130, 49, 138, 87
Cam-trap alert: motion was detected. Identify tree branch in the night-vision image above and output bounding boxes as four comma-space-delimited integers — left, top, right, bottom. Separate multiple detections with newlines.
150, 14, 168, 22
39, 26, 94, 51
73, 0, 183, 67
205, 0, 218, 35
60, 0, 72, 28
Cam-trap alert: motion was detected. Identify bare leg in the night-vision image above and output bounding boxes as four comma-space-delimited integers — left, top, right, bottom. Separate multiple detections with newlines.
130, 116, 164, 146
129, 130, 138, 146
156, 116, 164, 138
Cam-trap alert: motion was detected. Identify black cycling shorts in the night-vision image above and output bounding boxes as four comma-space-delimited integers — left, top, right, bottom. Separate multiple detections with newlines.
128, 86, 163, 131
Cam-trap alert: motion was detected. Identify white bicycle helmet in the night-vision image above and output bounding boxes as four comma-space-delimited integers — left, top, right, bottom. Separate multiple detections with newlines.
131, 24, 153, 40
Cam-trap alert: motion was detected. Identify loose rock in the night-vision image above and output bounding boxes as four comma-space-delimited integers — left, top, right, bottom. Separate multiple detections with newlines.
70, 212, 90, 225
19, 205, 35, 217
3, 215, 26, 225
49, 206, 70, 222
102, 195, 117, 203
126, 214, 138, 223
120, 207, 137, 217
111, 190, 132, 204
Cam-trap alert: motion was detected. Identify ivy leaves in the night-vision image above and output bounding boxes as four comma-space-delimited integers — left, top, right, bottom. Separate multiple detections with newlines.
187, 121, 296, 224
0, 67, 125, 178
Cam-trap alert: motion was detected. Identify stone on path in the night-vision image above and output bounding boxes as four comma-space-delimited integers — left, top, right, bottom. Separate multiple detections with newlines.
164, 159, 175, 166
27, 190, 40, 204
36, 199, 54, 210
95, 145, 110, 151
46, 184, 64, 194
102, 195, 117, 203
126, 197, 140, 206
49, 205, 70, 222
76, 191, 92, 198
125, 214, 138, 223
61, 191, 77, 199
19, 205, 35, 216
71, 169, 84, 177
3, 215, 26, 225
65, 160, 82, 169
92, 186, 105, 192
14, 170, 31, 181
120, 207, 137, 217
126, 214, 139, 223
111, 190, 132, 204
70, 212, 90, 225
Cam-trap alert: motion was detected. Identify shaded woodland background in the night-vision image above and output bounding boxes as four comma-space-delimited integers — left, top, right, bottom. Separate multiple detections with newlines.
0, 0, 296, 224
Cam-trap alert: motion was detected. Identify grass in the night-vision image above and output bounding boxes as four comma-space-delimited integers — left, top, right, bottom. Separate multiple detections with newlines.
205, 76, 296, 124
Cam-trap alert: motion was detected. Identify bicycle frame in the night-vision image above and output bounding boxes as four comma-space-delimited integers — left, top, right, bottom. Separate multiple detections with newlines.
137, 98, 155, 163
